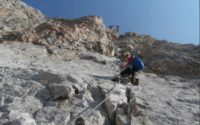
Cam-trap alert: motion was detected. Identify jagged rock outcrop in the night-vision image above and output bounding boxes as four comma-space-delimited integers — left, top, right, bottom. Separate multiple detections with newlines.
1, 16, 115, 56
0, 0, 46, 32
106, 28, 119, 41
34, 16, 114, 55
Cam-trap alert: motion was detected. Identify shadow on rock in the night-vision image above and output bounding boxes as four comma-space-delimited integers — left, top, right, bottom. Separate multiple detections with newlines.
92, 75, 113, 80
32, 70, 63, 86
35, 88, 52, 105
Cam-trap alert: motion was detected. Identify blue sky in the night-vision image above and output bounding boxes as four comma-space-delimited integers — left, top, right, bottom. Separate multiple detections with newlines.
24, 0, 199, 45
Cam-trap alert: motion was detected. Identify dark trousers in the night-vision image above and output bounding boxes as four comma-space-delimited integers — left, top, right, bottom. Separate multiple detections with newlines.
120, 67, 138, 77
120, 67, 132, 77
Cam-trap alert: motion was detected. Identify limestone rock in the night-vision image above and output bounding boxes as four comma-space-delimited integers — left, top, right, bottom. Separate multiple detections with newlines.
1, 16, 115, 56
0, 0, 46, 32
34, 16, 114, 55
9, 110, 36, 125
99, 83, 127, 123
34, 106, 70, 125
142, 42, 200, 78
48, 84, 73, 100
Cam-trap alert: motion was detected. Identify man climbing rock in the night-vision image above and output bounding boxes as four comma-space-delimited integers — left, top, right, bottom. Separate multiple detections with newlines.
112, 52, 144, 85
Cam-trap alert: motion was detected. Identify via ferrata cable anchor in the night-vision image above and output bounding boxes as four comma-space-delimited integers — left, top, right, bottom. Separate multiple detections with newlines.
75, 117, 85, 125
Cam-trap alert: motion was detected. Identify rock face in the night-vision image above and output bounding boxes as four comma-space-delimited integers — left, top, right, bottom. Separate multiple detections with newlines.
0, 0, 46, 32
113, 32, 200, 78
0, 43, 199, 125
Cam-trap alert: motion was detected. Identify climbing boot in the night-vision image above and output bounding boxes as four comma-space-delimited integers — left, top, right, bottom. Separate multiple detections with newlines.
111, 75, 120, 82
134, 78, 139, 85
131, 77, 139, 86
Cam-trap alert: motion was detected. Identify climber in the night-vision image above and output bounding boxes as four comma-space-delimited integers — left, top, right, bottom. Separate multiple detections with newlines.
112, 51, 144, 85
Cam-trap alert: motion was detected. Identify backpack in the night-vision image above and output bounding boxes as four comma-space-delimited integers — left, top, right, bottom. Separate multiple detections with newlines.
131, 56, 144, 70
